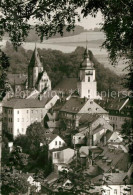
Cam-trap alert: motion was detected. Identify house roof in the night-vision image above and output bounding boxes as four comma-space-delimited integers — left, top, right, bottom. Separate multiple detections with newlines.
79, 114, 100, 126
107, 131, 123, 143
95, 146, 129, 172
47, 121, 59, 128
92, 173, 128, 185
95, 97, 128, 111
60, 97, 87, 113
53, 78, 78, 92
3, 98, 49, 109
45, 134, 58, 142
51, 99, 65, 111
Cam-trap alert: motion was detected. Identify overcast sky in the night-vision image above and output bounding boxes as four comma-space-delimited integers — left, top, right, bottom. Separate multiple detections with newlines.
29, 10, 103, 30
76, 11, 103, 30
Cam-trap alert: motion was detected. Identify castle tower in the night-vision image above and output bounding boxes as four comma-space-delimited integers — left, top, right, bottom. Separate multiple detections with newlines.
77, 47, 98, 99
28, 46, 43, 89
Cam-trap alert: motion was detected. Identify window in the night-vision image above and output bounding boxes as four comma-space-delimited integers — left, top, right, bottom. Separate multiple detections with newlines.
88, 77, 90, 82
31, 110, 33, 113
54, 153, 57, 158
22, 128, 24, 132
55, 141, 57, 145
17, 118, 19, 122
17, 110, 19, 114
27, 110, 28, 113
17, 129, 19, 134
114, 189, 117, 194
11, 118, 12, 122
59, 141, 61, 145
9, 118, 10, 122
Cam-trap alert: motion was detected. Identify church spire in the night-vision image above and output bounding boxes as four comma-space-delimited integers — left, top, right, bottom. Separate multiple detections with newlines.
28, 45, 43, 68
81, 42, 94, 69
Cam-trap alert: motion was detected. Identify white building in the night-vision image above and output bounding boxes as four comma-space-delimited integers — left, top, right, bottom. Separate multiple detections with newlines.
52, 148, 75, 164
77, 47, 101, 100
2, 94, 59, 138
46, 134, 66, 151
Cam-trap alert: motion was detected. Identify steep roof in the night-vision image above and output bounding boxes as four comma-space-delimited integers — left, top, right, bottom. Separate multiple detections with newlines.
45, 133, 58, 142
60, 97, 87, 113
28, 46, 42, 68
3, 98, 50, 109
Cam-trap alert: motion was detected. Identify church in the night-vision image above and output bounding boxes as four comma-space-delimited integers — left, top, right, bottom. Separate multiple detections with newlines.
54, 47, 101, 100
28, 46, 51, 93
6, 46, 51, 99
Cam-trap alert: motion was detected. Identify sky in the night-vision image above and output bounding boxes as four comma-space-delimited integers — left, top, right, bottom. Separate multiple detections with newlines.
29, 10, 103, 30
76, 11, 103, 30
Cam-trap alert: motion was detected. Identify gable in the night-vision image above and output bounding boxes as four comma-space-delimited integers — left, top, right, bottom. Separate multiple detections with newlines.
79, 100, 108, 114
49, 136, 65, 145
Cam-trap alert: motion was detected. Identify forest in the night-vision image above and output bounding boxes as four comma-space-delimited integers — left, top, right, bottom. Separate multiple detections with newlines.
4, 41, 123, 93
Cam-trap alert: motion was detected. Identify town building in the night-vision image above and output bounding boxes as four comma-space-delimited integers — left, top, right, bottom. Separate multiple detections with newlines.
77, 47, 100, 99
95, 97, 133, 131
52, 148, 75, 164
5, 46, 51, 100
45, 134, 66, 151
2, 93, 58, 138
60, 97, 109, 130
28, 45, 51, 92
72, 114, 113, 146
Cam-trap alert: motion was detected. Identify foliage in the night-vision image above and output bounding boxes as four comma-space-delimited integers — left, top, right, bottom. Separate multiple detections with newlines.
0, 49, 10, 100
1, 0, 133, 94
8, 146, 29, 170
1, 166, 29, 195
14, 122, 52, 175
121, 119, 133, 161
26, 121, 46, 145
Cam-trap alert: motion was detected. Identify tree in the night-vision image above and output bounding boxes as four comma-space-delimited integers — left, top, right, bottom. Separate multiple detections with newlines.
121, 119, 133, 161
0, 0, 133, 63
1, 1, 132, 93
1, 166, 29, 195
8, 146, 29, 171
26, 121, 46, 145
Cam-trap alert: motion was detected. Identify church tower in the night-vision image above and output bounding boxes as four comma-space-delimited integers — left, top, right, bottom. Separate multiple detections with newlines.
77, 47, 98, 99
28, 46, 51, 92
28, 46, 43, 89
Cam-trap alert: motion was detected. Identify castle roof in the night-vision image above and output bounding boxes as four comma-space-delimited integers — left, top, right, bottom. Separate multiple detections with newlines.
28, 46, 42, 68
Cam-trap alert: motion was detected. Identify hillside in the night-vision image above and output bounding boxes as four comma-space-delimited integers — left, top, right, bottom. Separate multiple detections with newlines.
3, 25, 88, 42
4, 42, 123, 92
